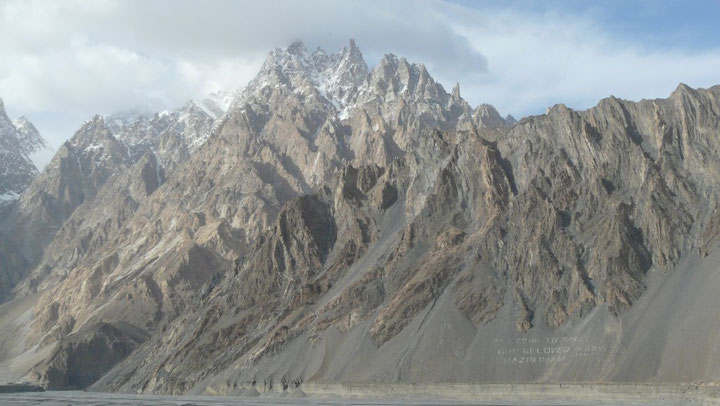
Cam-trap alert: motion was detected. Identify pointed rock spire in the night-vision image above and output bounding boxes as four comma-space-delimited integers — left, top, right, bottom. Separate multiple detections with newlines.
452, 82, 461, 101
334, 39, 369, 88
345, 39, 365, 66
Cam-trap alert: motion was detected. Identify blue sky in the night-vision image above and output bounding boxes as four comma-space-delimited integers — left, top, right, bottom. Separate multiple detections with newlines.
453, 0, 720, 51
1, 0, 719, 159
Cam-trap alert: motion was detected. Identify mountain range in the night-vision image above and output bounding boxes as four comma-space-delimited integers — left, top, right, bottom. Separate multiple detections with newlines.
1, 40, 719, 395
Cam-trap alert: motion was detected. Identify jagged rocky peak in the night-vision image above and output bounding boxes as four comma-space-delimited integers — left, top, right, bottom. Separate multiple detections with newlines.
319, 40, 369, 110
451, 82, 461, 100
366, 53, 443, 101
249, 39, 369, 106
232, 39, 510, 130
0, 98, 51, 206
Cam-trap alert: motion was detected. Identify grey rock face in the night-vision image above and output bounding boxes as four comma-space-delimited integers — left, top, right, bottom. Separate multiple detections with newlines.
3, 116, 133, 268
2, 42, 720, 393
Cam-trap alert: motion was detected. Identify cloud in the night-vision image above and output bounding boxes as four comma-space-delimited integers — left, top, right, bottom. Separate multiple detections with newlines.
1, 0, 719, 156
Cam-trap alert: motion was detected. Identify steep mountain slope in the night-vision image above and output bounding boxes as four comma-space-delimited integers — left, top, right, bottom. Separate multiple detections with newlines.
1, 41, 720, 394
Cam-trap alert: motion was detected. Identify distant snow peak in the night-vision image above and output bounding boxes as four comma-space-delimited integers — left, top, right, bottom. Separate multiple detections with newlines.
0, 99, 52, 201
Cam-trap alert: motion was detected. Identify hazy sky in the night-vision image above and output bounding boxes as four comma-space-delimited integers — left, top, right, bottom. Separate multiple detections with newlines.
1, 0, 720, 152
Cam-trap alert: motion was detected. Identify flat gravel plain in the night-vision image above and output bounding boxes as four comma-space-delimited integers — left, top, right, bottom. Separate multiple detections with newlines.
1, 386, 719, 406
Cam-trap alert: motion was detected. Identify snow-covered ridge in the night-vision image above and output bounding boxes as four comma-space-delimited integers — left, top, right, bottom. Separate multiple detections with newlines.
237, 39, 368, 119
234, 39, 510, 129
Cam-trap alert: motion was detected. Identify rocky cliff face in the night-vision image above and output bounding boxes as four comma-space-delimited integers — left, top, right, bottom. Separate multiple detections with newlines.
1, 41, 720, 393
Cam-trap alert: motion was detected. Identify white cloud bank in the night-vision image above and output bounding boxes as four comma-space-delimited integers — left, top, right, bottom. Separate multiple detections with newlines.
1, 0, 719, 152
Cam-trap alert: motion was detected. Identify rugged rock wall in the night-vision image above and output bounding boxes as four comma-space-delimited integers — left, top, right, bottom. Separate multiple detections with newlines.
93, 82, 720, 393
